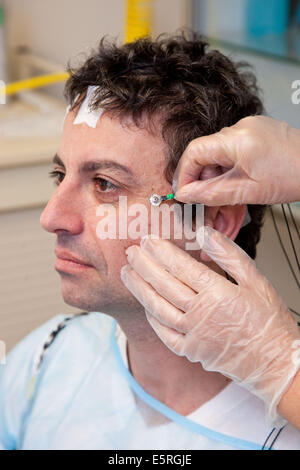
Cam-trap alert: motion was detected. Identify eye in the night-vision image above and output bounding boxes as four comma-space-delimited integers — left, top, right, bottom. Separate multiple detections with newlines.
49, 169, 65, 185
48, 171, 119, 195
94, 177, 118, 193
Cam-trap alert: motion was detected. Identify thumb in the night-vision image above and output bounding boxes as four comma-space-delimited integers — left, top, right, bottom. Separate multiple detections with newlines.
175, 166, 257, 206
172, 132, 236, 194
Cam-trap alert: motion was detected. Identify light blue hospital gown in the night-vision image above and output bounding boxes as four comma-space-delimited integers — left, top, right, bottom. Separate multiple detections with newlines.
0, 311, 300, 450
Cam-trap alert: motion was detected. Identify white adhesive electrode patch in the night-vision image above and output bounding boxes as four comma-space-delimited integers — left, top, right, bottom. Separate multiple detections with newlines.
72, 85, 104, 128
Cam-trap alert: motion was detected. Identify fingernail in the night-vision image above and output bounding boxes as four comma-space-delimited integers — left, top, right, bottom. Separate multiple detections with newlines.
140, 234, 160, 248
129, 243, 142, 256
172, 177, 177, 195
196, 226, 205, 249
196, 225, 215, 249
140, 234, 150, 246
125, 246, 138, 260
120, 264, 129, 279
172, 165, 179, 195
172, 187, 193, 203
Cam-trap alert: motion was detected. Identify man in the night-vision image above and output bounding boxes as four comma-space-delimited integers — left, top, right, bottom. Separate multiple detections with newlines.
1, 31, 299, 450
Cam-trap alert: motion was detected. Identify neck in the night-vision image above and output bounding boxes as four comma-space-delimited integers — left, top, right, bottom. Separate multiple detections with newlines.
116, 310, 231, 416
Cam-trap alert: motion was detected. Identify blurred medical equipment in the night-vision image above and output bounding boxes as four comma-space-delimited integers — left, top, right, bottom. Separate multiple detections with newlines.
269, 203, 300, 319
0, 46, 67, 136
5, 71, 69, 97
0, 47, 67, 214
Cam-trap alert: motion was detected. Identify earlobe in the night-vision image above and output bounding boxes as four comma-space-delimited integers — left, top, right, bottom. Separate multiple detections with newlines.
219, 204, 247, 241
205, 204, 247, 241
198, 204, 247, 262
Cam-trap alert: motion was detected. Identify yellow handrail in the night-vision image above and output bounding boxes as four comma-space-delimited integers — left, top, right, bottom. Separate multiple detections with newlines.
4, 72, 70, 96
125, 0, 153, 43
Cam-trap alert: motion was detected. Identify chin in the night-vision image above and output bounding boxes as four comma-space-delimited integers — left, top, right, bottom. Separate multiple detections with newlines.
57, 276, 145, 318
60, 278, 140, 316
61, 291, 96, 312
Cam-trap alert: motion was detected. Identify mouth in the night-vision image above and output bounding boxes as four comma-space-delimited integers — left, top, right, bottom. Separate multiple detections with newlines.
54, 250, 94, 272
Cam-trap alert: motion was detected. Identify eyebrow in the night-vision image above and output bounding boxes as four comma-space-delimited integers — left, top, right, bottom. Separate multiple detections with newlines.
52, 153, 138, 185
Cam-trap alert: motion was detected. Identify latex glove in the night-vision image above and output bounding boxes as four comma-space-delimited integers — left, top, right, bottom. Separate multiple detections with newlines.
121, 226, 300, 426
172, 116, 300, 206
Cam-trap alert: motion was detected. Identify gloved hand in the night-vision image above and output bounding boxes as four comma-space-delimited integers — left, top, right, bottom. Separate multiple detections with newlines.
121, 226, 300, 426
172, 115, 300, 206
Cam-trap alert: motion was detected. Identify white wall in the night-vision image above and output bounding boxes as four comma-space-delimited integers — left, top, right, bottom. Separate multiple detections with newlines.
215, 45, 300, 129
4, 0, 125, 72
3, 0, 189, 83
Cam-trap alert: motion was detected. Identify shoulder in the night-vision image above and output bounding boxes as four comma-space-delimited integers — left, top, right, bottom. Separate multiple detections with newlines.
1, 313, 73, 387
0, 313, 72, 449
35, 311, 114, 366
2, 312, 114, 393
0, 312, 115, 449
19, 311, 115, 387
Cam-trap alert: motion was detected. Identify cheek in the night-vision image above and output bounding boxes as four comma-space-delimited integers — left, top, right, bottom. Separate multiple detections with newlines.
91, 198, 186, 274
98, 239, 135, 280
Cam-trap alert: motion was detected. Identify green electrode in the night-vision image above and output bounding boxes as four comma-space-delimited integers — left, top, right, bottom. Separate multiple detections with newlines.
163, 193, 174, 201
149, 193, 175, 206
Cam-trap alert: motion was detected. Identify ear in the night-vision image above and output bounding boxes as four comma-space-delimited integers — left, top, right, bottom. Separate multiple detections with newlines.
199, 204, 247, 262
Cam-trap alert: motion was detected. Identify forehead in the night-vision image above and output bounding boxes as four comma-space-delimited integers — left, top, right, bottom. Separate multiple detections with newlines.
59, 109, 168, 175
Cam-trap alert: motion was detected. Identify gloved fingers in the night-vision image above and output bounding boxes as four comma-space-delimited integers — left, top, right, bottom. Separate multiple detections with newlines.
146, 308, 231, 363
124, 241, 237, 335
172, 132, 234, 195
121, 264, 188, 333
145, 310, 185, 355
198, 226, 265, 288
125, 244, 196, 312
139, 236, 226, 293
174, 167, 259, 206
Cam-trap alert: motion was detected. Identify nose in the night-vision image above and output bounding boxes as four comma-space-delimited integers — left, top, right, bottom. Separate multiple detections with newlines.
40, 179, 84, 235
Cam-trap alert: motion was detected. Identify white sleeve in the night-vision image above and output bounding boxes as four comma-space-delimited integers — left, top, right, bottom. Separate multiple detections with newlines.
0, 314, 71, 450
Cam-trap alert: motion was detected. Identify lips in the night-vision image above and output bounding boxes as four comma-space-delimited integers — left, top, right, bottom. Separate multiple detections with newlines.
54, 250, 93, 267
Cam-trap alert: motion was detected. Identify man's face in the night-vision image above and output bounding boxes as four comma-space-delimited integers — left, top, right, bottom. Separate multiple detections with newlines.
40, 109, 176, 315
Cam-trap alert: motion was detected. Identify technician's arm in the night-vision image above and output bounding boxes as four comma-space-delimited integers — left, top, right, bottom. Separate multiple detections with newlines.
172, 115, 300, 206
278, 368, 300, 430
171, 114, 300, 428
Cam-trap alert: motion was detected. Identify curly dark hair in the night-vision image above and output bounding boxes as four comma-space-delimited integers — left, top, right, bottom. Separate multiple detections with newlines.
64, 30, 268, 260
